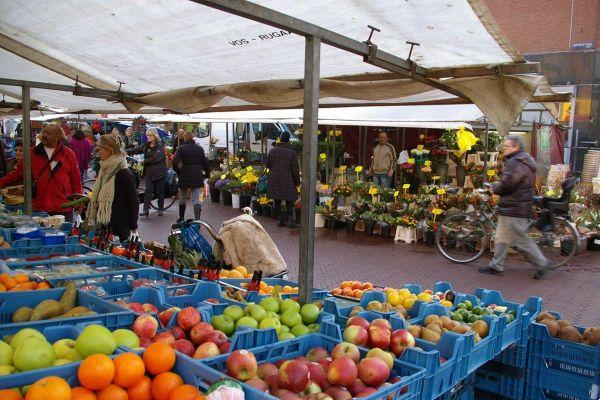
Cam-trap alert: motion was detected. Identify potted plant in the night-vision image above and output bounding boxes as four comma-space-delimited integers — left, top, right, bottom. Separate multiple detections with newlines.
377, 214, 395, 238
315, 205, 327, 228
333, 184, 353, 207
323, 208, 342, 230
399, 162, 417, 193
227, 180, 242, 208
258, 197, 273, 217
474, 130, 502, 157
252, 198, 262, 215
344, 210, 360, 233
239, 183, 255, 209
216, 178, 233, 206
431, 148, 449, 182
394, 215, 418, 243
361, 211, 377, 236
208, 171, 223, 203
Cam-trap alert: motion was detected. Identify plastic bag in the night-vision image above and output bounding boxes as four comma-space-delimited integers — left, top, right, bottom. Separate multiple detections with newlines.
397, 150, 409, 164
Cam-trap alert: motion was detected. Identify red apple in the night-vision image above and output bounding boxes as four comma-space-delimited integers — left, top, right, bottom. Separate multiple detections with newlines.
275, 360, 287, 368
246, 376, 268, 392
325, 386, 352, 400
389, 329, 415, 357
331, 342, 360, 363
368, 326, 391, 350
327, 357, 357, 387
204, 330, 227, 347
133, 314, 159, 339
358, 357, 390, 387
306, 347, 329, 362
347, 379, 367, 396
356, 388, 378, 397
171, 339, 195, 357
170, 326, 186, 341
307, 362, 330, 390
177, 307, 202, 331
343, 325, 369, 346
158, 307, 180, 326
143, 303, 159, 314
278, 360, 309, 393
152, 331, 175, 344
317, 358, 331, 370
128, 302, 145, 314
264, 374, 280, 391
139, 336, 152, 348
435, 292, 445, 300
219, 341, 231, 354
273, 389, 301, 400
369, 319, 392, 331
189, 321, 215, 345
227, 350, 258, 381
257, 363, 279, 380
193, 342, 220, 359
378, 382, 395, 400
305, 394, 333, 400
295, 356, 311, 365
366, 348, 394, 370
346, 316, 370, 330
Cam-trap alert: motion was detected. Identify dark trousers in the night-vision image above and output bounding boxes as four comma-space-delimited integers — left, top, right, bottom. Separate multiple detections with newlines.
273, 199, 293, 224
144, 176, 165, 211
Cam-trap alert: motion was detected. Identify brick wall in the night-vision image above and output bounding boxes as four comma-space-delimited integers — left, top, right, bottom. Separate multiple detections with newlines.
484, 0, 599, 53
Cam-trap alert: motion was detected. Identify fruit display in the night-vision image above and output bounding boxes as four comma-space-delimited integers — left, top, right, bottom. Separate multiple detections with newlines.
450, 299, 515, 324
115, 301, 160, 315
239, 281, 300, 296
404, 313, 489, 345
0, 273, 51, 292
382, 288, 454, 310
10, 283, 97, 323
210, 296, 323, 341
221, 287, 250, 303
535, 311, 600, 346
342, 316, 416, 357
330, 281, 376, 299
219, 266, 253, 279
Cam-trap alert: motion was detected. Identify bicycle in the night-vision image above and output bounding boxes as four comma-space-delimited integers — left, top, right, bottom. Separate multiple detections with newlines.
436, 177, 579, 268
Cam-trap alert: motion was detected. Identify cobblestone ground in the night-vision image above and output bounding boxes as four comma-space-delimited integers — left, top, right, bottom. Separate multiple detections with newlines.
138, 199, 600, 326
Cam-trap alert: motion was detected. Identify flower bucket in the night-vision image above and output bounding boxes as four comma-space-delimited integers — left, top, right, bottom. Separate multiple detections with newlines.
346, 220, 356, 233
337, 196, 346, 207
435, 163, 449, 183
380, 223, 391, 238
363, 220, 375, 236
231, 193, 240, 208
239, 194, 252, 209
271, 205, 280, 220
252, 200, 262, 215
315, 213, 326, 228
209, 186, 220, 203
395, 226, 418, 243
326, 217, 337, 230
456, 165, 467, 188
221, 190, 232, 206
262, 205, 272, 217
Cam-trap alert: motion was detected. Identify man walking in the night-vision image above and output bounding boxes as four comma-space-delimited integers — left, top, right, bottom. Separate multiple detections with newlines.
479, 134, 551, 279
368, 130, 396, 188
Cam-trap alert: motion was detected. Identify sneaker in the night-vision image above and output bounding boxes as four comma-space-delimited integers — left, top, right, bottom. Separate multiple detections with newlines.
139, 211, 149, 217
478, 266, 504, 275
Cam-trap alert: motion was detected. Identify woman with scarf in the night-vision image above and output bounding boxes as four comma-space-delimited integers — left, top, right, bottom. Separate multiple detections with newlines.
85, 133, 139, 241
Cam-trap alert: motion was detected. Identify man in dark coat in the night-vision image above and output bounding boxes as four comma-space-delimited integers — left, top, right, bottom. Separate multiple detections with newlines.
172, 131, 210, 222
266, 132, 300, 228
479, 134, 551, 279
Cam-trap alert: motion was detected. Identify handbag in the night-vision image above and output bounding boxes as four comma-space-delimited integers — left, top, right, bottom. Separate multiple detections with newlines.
256, 174, 268, 195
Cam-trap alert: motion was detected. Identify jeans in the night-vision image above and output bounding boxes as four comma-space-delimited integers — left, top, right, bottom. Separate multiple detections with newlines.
373, 173, 392, 188
489, 215, 550, 272
179, 187, 202, 206
273, 199, 294, 224
144, 176, 165, 211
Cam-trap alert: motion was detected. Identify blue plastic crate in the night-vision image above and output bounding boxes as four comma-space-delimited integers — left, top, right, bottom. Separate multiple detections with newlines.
528, 312, 599, 382
324, 290, 399, 327
494, 342, 528, 368
475, 368, 525, 399
436, 374, 475, 400
196, 333, 425, 400
0, 288, 134, 336
525, 366, 599, 400
5, 254, 147, 275
0, 243, 103, 259
39, 228, 67, 245
164, 280, 236, 308
220, 278, 329, 300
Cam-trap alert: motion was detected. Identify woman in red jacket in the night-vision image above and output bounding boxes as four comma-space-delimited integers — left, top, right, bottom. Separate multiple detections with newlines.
0, 124, 82, 221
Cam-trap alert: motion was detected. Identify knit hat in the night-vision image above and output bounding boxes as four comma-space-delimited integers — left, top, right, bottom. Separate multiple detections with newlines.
279, 132, 290, 143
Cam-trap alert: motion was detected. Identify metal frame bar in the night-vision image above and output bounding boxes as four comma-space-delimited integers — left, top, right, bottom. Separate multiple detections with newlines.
22, 85, 32, 214
0, 78, 139, 100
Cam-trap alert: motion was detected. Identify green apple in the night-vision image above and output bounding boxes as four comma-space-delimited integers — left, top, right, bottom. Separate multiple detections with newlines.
236, 316, 259, 330
9, 329, 46, 349
112, 329, 140, 349
13, 338, 55, 371
244, 304, 258, 315
280, 310, 302, 328
75, 324, 117, 358
279, 325, 290, 334
278, 332, 295, 340
0, 365, 15, 375
300, 304, 320, 325
223, 305, 245, 322
52, 339, 81, 362
259, 317, 282, 334
308, 323, 321, 333
249, 305, 267, 322
53, 359, 72, 366
280, 299, 300, 314
259, 297, 280, 313
291, 324, 310, 337
0, 340, 13, 365
265, 311, 279, 319
211, 315, 236, 336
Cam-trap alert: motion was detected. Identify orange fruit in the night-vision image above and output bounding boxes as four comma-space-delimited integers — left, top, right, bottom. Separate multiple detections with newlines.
0, 283, 6, 292
29, 281, 38, 289
0, 273, 9, 284
151, 372, 183, 400
13, 282, 35, 291
361, 282, 373, 290
127, 375, 152, 400
78, 354, 115, 391
25, 376, 71, 400
4, 277, 17, 290
96, 384, 128, 400
14, 274, 29, 283
282, 285, 293, 294
0, 388, 23, 400
340, 281, 352, 289
219, 270, 229, 278
168, 384, 203, 400
259, 281, 268, 290
234, 265, 247, 275
113, 352, 145, 387
143, 343, 176, 375
226, 270, 243, 278
37, 282, 51, 290
71, 387, 97, 400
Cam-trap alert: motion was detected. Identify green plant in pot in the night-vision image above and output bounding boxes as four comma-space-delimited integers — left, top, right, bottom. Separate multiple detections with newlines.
361, 211, 377, 236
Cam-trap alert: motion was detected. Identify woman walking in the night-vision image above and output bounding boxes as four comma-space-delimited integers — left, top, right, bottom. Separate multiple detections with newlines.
85, 133, 138, 241
127, 128, 168, 216
69, 129, 93, 180
266, 132, 300, 228
172, 131, 210, 222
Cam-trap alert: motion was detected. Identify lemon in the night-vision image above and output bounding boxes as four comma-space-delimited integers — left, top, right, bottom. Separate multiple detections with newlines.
417, 292, 433, 302
398, 288, 411, 298
403, 297, 417, 310
440, 300, 453, 308
387, 291, 401, 306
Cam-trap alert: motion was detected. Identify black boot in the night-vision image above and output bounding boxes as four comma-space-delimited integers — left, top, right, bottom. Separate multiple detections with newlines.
139, 208, 149, 217
193, 204, 202, 221
177, 204, 186, 223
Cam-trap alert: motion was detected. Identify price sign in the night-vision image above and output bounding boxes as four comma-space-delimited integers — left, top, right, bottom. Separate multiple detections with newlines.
424, 160, 432, 167
246, 166, 253, 172
402, 184, 410, 189
417, 145, 424, 150
220, 174, 226, 180
432, 175, 440, 181
368, 187, 379, 195
432, 208, 443, 215
265, 168, 270, 173
437, 188, 446, 195
319, 153, 327, 160
355, 166, 363, 173
487, 169, 496, 176
339, 166, 347, 172
394, 190, 399, 198
407, 158, 415, 164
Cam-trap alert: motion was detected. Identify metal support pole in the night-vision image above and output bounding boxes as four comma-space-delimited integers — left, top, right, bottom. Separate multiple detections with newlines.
21, 85, 32, 215
225, 123, 229, 159
299, 36, 320, 305
483, 120, 489, 183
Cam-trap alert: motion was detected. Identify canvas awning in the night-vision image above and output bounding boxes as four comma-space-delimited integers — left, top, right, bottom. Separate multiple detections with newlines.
0, 0, 568, 133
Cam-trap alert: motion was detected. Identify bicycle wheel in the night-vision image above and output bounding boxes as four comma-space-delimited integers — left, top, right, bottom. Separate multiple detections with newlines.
151, 194, 177, 211
527, 216, 578, 268
436, 212, 490, 263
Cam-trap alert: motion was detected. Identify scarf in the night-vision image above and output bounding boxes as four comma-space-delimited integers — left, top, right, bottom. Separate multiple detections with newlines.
86, 155, 128, 226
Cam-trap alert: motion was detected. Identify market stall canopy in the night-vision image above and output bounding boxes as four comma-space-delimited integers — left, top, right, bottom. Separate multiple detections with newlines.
150, 104, 482, 129
0, 0, 568, 133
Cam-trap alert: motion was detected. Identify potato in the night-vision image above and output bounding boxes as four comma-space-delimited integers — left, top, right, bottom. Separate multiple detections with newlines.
582, 327, 600, 346
407, 325, 422, 339
536, 311, 556, 322
558, 325, 582, 343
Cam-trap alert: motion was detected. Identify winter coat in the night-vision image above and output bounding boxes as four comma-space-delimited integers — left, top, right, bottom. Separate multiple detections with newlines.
0, 142, 82, 212
371, 143, 397, 175
172, 140, 210, 189
69, 137, 93, 175
127, 142, 167, 181
493, 150, 537, 218
266, 143, 300, 202
109, 168, 139, 240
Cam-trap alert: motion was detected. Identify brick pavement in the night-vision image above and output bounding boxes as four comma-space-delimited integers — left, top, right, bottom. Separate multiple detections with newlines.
138, 200, 600, 326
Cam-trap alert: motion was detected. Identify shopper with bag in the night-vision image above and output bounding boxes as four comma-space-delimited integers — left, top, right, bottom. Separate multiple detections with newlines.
172, 131, 210, 223
69, 129, 93, 180
0, 124, 82, 220
85, 133, 139, 242
266, 132, 300, 228
127, 128, 168, 217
